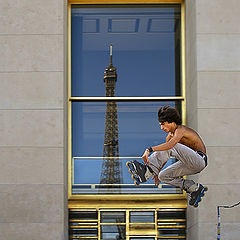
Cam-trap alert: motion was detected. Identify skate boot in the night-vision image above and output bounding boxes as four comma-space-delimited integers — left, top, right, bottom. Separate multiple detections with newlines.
189, 184, 208, 207
126, 160, 153, 185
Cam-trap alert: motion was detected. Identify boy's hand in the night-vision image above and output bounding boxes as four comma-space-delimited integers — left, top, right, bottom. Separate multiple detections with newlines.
142, 149, 150, 164
152, 175, 160, 186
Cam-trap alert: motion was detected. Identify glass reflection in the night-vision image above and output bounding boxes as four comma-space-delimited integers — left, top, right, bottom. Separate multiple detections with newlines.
72, 101, 182, 195
130, 211, 154, 223
72, 157, 182, 195
101, 225, 126, 240
101, 211, 125, 223
72, 101, 181, 157
71, 5, 181, 97
130, 238, 155, 240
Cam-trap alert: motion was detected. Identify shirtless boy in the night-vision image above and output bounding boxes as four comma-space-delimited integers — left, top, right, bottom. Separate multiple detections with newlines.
126, 105, 208, 207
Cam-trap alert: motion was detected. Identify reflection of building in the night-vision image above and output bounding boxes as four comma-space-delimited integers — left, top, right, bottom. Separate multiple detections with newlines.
100, 45, 122, 186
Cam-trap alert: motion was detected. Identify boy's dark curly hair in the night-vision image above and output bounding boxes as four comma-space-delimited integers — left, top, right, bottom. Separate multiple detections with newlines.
158, 106, 182, 125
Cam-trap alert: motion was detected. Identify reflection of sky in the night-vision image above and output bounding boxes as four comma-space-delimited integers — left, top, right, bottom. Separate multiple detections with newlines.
72, 102, 178, 185
72, 50, 176, 96
71, 6, 181, 97
72, 102, 175, 157
73, 158, 176, 184
71, 6, 181, 188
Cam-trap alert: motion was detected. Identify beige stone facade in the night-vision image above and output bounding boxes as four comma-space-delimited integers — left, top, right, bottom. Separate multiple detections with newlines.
0, 0, 67, 239
186, 0, 240, 239
0, 0, 239, 239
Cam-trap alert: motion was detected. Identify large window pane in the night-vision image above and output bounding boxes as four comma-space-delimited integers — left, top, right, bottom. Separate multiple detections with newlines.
71, 101, 182, 195
70, 3, 184, 197
71, 5, 181, 97
72, 101, 181, 157
72, 157, 181, 195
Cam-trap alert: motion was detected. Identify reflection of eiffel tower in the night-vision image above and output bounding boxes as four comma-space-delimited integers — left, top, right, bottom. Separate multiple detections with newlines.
100, 45, 122, 187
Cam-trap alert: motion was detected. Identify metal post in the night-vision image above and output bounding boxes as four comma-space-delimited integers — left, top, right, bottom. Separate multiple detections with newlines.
217, 206, 220, 240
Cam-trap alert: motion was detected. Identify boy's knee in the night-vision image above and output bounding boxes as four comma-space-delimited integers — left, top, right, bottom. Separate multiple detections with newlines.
158, 170, 168, 182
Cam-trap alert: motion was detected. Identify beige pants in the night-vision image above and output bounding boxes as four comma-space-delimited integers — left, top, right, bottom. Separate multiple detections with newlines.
148, 143, 206, 192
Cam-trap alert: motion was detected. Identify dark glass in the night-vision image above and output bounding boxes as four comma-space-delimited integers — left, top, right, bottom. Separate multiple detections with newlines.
101, 225, 126, 240
157, 210, 186, 220
71, 5, 181, 97
130, 238, 155, 240
69, 211, 98, 220
72, 239, 98, 240
69, 228, 98, 237
130, 211, 154, 223
101, 211, 125, 223
157, 239, 185, 240
69, 210, 99, 239
158, 228, 186, 237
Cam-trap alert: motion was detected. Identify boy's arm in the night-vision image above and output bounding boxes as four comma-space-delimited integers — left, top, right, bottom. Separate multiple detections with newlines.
166, 132, 173, 142
142, 127, 184, 163
152, 127, 184, 151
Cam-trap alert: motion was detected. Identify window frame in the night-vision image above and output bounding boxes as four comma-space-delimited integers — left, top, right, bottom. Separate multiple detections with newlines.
67, 0, 186, 200
68, 207, 187, 239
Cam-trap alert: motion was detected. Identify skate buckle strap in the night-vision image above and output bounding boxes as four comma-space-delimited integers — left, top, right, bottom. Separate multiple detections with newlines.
145, 166, 153, 180
197, 151, 208, 167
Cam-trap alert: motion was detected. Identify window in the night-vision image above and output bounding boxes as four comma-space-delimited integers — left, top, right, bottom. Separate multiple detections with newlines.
68, 208, 186, 239
68, 2, 185, 198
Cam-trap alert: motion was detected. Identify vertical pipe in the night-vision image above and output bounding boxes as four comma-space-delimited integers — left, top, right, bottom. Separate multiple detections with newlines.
217, 206, 220, 240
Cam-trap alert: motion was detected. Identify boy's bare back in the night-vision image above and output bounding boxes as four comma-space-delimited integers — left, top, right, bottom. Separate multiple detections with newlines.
169, 125, 206, 154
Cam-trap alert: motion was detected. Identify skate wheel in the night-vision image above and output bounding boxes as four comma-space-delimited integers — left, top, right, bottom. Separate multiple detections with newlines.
131, 175, 140, 185
134, 180, 140, 186
126, 161, 136, 173
126, 161, 131, 167
204, 187, 208, 192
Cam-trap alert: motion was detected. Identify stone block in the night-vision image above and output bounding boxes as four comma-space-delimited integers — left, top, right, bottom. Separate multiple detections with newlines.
198, 222, 240, 240
0, 0, 63, 34
0, 72, 63, 109
196, 184, 240, 223
198, 72, 240, 108
0, 184, 64, 223
187, 223, 199, 240
0, 35, 63, 72
0, 147, 63, 184
198, 223, 218, 240
0, 223, 64, 240
198, 108, 240, 146
0, 110, 63, 147
197, 0, 240, 34
197, 34, 240, 71
187, 203, 199, 229
199, 146, 240, 184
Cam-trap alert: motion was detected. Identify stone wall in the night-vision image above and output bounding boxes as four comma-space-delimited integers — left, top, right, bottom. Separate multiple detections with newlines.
0, 0, 66, 239
186, 0, 240, 239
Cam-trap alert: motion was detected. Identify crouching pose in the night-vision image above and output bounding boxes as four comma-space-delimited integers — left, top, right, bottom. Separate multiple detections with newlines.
126, 106, 208, 207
